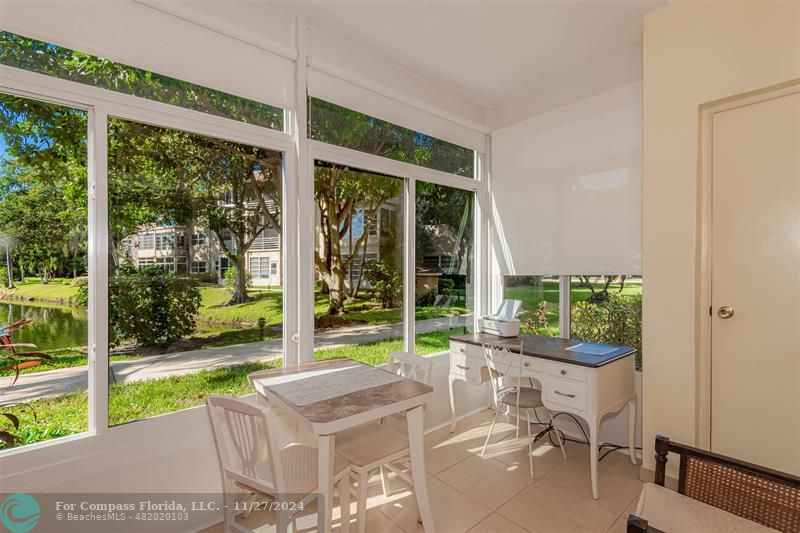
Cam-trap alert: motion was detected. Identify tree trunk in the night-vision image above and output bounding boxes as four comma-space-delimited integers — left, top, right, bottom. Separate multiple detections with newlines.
5, 248, 14, 289
229, 254, 249, 305
323, 269, 347, 315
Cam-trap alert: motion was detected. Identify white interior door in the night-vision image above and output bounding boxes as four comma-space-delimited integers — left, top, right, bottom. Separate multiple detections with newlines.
711, 89, 800, 475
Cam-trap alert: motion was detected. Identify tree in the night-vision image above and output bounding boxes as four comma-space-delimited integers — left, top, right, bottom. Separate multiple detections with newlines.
314, 163, 401, 314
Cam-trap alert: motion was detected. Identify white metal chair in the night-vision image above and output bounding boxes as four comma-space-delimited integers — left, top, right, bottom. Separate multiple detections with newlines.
334, 351, 433, 533
205, 395, 351, 533
480, 341, 567, 478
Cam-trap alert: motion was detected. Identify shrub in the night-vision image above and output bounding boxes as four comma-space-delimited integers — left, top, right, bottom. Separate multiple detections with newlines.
416, 291, 436, 307
571, 293, 642, 370
438, 278, 455, 296
365, 260, 401, 309
107, 265, 201, 346
70, 276, 89, 287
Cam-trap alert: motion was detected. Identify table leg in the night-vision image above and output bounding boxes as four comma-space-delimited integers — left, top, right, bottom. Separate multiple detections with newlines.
318, 434, 335, 532
448, 373, 457, 432
588, 416, 600, 500
628, 398, 638, 465
407, 406, 435, 532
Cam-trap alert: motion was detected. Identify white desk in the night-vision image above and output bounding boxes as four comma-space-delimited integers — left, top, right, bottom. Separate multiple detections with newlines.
252, 358, 435, 532
448, 333, 637, 500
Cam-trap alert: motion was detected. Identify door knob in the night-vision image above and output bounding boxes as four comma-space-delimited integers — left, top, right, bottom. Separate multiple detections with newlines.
717, 306, 735, 319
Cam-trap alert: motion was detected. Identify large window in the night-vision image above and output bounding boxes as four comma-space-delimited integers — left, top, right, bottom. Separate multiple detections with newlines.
0, 31, 284, 130
415, 183, 475, 352
313, 161, 405, 366
309, 97, 475, 178
107, 117, 283, 427
0, 92, 89, 448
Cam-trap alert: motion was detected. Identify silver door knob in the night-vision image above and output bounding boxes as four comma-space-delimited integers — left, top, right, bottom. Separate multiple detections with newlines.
717, 306, 735, 319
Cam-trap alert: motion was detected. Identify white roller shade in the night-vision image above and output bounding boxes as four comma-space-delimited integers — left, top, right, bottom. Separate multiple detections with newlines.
0, 0, 294, 111
308, 66, 487, 154
491, 82, 642, 275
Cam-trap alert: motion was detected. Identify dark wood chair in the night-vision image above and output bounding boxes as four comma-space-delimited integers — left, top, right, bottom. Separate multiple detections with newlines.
627, 435, 800, 532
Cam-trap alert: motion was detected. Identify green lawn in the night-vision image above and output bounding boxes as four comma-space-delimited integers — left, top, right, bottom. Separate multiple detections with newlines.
6, 280, 80, 304
1, 328, 456, 449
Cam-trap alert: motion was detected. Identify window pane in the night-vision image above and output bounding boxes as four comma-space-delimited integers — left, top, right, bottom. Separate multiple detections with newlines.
503, 276, 561, 337
0, 31, 283, 130
313, 161, 404, 366
308, 97, 475, 178
415, 183, 474, 354
570, 275, 643, 370
0, 92, 88, 449
108, 117, 283, 426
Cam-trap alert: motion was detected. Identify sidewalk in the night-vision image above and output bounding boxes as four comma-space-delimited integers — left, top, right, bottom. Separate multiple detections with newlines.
1, 314, 470, 404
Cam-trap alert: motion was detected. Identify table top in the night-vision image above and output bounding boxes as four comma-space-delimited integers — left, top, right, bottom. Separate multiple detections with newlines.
449, 332, 636, 368
251, 358, 433, 430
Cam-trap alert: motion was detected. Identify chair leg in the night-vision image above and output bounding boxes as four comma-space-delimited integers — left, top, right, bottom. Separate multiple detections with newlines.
276, 509, 289, 533
526, 409, 534, 479
222, 487, 236, 533
357, 471, 369, 533
547, 409, 568, 460
379, 465, 391, 496
481, 406, 501, 456
339, 476, 351, 533
515, 405, 521, 439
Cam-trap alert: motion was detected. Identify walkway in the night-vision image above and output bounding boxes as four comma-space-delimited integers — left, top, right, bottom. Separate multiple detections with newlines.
1, 315, 470, 404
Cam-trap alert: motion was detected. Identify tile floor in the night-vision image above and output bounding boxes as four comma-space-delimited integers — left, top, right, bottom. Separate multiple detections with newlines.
201, 409, 643, 533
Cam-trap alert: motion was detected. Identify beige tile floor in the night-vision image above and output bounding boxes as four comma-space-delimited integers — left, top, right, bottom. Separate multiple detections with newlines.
200, 409, 643, 533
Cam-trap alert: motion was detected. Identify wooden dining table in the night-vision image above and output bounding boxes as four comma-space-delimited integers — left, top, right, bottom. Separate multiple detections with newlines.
250, 358, 436, 532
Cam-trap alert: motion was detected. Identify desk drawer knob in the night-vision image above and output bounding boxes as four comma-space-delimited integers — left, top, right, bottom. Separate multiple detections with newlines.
523, 362, 530, 368
555, 390, 576, 399
456, 364, 470, 371
560, 369, 566, 376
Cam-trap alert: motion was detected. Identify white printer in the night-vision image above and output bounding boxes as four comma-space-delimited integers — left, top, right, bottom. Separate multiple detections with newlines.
479, 299, 522, 337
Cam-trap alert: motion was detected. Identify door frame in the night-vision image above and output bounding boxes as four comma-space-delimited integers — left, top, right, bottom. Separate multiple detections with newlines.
695, 79, 800, 449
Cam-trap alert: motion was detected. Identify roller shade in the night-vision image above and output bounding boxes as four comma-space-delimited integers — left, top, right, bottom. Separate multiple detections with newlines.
490, 82, 642, 276
0, 0, 294, 111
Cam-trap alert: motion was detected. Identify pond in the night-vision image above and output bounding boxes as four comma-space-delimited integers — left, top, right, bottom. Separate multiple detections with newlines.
1, 302, 89, 352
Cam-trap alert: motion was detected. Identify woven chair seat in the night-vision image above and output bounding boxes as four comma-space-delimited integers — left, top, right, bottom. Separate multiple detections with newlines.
498, 387, 543, 409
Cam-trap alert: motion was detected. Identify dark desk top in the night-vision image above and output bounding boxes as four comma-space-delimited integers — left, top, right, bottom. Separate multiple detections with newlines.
449, 332, 636, 368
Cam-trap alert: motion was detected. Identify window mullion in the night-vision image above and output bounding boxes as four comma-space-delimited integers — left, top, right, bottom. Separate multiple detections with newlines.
559, 275, 571, 338
88, 107, 109, 435
404, 179, 416, 352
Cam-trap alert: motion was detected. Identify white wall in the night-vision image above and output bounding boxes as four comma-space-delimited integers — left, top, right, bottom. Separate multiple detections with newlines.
490, 81, 642, 276
641, 0, 800, 472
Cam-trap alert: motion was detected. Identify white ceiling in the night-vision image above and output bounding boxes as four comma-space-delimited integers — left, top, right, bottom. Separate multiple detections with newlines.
266, 0, 665, 109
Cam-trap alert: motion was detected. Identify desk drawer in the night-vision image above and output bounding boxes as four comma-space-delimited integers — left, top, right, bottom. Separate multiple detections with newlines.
545, 361, 587, 383
450, 351, 484, 384
451, 341, 483, 358
546, 377, 587, 412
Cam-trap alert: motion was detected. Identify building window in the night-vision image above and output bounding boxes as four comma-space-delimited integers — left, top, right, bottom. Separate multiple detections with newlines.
191, 261, 207, 273
308, 97, 475, 178
249, 256, 272, 279
155, 231, 175, 250
191, 232, 207, 246
0, 31, 284, 130
139, 232, 155, 249
176, 233, 186, 249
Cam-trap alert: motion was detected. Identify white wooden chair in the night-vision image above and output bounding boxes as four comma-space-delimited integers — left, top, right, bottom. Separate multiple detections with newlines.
480, 341, 567, 478
205, 395, 351, 533
334, 351, 433, 533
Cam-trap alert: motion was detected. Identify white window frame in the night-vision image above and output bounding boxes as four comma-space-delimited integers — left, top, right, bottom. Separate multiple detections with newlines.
306, 139, 484, 361
0, 64, 295, 461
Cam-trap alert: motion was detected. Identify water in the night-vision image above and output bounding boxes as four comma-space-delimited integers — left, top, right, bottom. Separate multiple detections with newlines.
0, 302, 88, 351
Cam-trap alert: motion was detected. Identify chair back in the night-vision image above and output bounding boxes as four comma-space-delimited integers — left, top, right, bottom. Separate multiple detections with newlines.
206, 395, 283, 495
481, 340, 524, 400
387, 351, 433, 385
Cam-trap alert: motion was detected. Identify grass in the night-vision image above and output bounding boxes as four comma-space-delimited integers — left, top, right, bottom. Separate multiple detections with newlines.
1, 349, 144, 377
1, 360, 283, 448
6, 279, 80, 304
